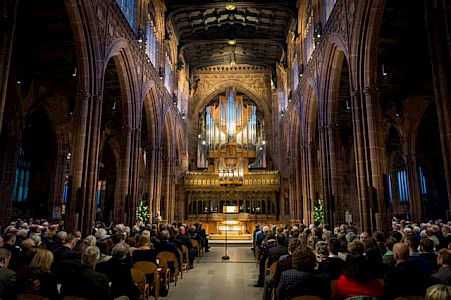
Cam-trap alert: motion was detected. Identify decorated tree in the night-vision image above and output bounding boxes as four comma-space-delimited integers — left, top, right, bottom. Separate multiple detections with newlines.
313, 199, 325, 224
136, 200, 150, 224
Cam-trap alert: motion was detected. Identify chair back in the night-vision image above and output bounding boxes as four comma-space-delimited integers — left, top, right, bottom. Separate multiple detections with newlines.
158, 251, 180, 285
16, 294, 50, 300
394, 297, 424, 300
269, 261, 277, 276
132, 261, 159, 300
343, 296, 379, 300
131, 268, 149, 300
157, 256, 171, 290
181, 245, 190, 272
177, 248, 184, 278
290, 296, 324, 300
191, 239, 202, 263
60, 297, 90, 300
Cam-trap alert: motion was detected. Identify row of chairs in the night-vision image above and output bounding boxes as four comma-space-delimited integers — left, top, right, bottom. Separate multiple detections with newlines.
132, 238, 205, 300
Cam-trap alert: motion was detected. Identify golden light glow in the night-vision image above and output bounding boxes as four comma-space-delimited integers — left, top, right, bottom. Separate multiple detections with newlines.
227, 39, 237, 45
225, 3, 236, 11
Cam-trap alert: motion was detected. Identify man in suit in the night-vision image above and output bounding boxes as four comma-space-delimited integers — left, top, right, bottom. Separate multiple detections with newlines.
60, 245, 112, 300
431, 248, 451, 285
0, 248, 17, 300
384, 243, 428, 299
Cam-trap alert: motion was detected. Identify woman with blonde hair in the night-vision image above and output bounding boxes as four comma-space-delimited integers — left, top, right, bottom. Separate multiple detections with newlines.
132, 230, 157, 265
18, 249, 58, 299
425, 284, 451, 300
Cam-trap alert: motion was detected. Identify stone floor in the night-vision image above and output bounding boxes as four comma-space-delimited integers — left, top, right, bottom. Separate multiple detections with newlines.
164, 243, 264, 300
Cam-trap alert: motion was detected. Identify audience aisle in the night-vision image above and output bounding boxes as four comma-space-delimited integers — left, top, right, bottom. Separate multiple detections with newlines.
165, 244, 263, 300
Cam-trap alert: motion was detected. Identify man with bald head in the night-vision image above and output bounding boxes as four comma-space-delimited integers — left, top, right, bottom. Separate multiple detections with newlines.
384, 243, 428, 299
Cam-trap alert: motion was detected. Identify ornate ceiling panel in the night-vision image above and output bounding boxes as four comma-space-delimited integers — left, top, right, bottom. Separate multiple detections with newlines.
165, 1, 296, 70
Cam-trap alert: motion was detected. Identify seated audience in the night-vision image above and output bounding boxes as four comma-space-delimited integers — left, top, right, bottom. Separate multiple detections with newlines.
431, 248, 451, 286
425, 284, 451, 300
333, 254, 383, 300
17, 249, 58, 300
0, 249, 16, 300
276, 245, 330, 300
60, 245, 112, 300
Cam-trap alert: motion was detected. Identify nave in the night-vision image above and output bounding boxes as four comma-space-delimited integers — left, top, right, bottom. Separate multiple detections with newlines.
165, 245, 263, 300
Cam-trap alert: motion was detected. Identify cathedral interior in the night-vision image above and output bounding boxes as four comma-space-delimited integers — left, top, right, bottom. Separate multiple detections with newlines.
0, 0, 450, 235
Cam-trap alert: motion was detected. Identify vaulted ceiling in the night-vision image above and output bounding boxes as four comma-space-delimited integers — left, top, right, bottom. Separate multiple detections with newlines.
165, 0, 297, 70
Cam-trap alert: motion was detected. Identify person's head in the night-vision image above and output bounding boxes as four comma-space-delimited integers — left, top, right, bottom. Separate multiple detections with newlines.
437, 248, 451, 267
292, 246, 316, 271
385, 237, 396, 252
359, 232, 369, 242
160, 230, 170, 240
138, 231, 152, 248
373, 231, 385, 243
328, 237, 340, 255
0, 249, 11, 268
288, 238, 301, 254
315, 241, 329, 258
4, 233, 16, 246
276, 233, 286, 246
347, 240, 365, 256
346, 232, 357, 243
404, 235, 420, 252
343, 254, 373, 282
57, 231, 67, 243
393, 242, 409, 263
82, 246, 100, 267
425, 284, 451, 300
30, 249, 53, 273
64, 234, 78, 249
84, 235, 97, 247
420, 237, 435, 253
111, 242, 130, 260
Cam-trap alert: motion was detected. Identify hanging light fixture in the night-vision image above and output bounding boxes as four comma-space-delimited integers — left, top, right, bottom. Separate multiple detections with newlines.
227, 39, 237, 45
225, 0, 236, 11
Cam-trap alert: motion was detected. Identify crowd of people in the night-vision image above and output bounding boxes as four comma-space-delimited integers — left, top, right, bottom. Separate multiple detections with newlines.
0, 218, 209, 300
252, 219, 451, 300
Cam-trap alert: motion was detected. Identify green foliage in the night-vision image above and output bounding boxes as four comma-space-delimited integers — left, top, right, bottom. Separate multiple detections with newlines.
136, 200, 150, 224
313, 199, 325, 224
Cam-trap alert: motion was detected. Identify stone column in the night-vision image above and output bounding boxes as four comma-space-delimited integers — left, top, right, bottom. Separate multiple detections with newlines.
424, 0, 451, 211
48, 152, 67, 221
406, 154, 422, 222
127, 127, 141, 226
0, 0, 19, 134
82, 93, 103, 235
66, 90, 90, 233
0, 138, 20, 227
351, 90, 370, 232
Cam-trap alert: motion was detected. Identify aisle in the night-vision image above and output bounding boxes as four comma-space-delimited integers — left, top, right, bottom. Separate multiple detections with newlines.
164, 244, 264, 300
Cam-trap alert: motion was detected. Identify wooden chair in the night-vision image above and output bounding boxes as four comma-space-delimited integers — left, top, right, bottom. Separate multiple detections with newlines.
132, 261, 159, 300
330, 279, 338, 294
394, 297, 424, 300
157, 256, 171, 291
16, 294, 50, 300
343, 296, 379, 300
157, 251, 180, 286
290, 296, 324, 300
268, 261, 277, 276
177, 248, 184, 279
131, 268, 150, 300
181, 245, 190, 273
191, 239, 202, 263
60, 297, 89, 300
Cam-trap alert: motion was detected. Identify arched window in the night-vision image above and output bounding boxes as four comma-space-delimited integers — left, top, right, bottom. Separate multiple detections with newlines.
388, 152, 410, 203
324, 0, 337, 22
419, 166, 428, 195
164, 52, 173, 92
146, 22, 157, 67
305, 17, 315, 61
116, 0, 135, 28
12, 147, 30, 202
293, 52, 299, 89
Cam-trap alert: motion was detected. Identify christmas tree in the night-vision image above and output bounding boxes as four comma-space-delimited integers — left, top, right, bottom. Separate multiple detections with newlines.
313, 199, 325, 224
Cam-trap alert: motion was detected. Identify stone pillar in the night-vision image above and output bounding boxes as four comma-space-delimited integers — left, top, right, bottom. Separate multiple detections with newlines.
0, 0, 19, 134
127, 127, 141, 226
351, 90, 370, 232
0, 138, 20, 227
82, 93, 103, 235
66, 90, 90, 233
114, 125, 133, 224
406, 154, 422, 222
48, 152, 67, 221
424, 0, 451, 211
